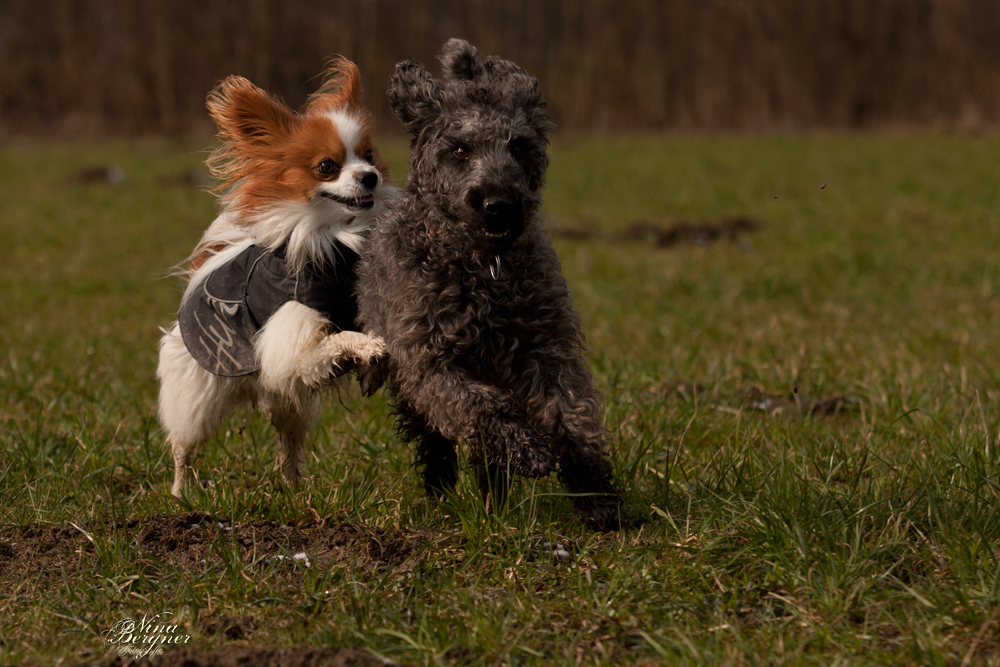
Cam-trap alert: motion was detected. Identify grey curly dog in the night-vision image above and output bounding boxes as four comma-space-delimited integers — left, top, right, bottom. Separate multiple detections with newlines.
357, 39, 624, 531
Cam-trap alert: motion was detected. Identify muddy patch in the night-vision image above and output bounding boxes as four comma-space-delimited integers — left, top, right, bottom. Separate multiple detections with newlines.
65, 164, 125, 186
148, 646, 390, 667
652, 383, 860, 419
736, 388, 860, 418
75, 645, 390, 667
617, 217, 761, 248
0, 523, 88, 577
160, 168, 212, 188
548, 216, 761, 248
0, 513, 442, 580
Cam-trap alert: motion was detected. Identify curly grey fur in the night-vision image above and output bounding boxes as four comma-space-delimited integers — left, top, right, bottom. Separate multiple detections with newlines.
357, 39, 623, 531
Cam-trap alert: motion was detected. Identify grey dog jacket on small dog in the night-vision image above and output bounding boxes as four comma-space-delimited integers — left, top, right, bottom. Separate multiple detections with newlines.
178, 244, 360, 377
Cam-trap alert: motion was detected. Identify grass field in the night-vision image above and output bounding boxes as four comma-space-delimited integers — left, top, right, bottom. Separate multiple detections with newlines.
2, 132, 1000, 666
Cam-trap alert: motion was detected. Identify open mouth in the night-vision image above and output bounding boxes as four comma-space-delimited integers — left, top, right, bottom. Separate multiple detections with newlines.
321, 192, 375, 211
482, 227, 511, 240
482, 217, 514, 240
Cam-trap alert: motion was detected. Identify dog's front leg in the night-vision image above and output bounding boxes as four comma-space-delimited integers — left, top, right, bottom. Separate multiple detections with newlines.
394, 404, 460, 498
523, 356, 624, 531
257, 301, 386, 394
298, 330, 387, 387
398, 367, 556, 484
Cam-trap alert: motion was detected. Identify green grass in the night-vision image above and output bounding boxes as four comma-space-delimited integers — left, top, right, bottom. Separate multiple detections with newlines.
2, 132, 1000, 665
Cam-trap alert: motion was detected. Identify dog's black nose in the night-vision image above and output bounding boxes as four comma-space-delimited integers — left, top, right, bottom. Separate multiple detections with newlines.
484, 198, 516, 216
357, 171, 379, 190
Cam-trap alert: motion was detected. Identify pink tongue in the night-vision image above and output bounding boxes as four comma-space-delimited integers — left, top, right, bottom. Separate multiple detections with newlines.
360, 196, 374, 203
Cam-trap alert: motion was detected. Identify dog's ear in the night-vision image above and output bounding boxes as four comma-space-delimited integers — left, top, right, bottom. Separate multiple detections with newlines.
439, 38, 484, 81
388, 59, 441, 135
208, 76, 296, 146
306, 57, 364, 113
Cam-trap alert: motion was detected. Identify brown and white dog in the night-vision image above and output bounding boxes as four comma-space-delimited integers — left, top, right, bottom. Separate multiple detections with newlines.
157, 60, 394, 497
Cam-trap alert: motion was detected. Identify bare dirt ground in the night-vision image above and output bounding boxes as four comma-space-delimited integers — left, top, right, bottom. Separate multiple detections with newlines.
651, 382, 861, 419
3, 513, 438, 666
548, 216, 762, 248
1, 512, 437, 579
76, 645, 391, 666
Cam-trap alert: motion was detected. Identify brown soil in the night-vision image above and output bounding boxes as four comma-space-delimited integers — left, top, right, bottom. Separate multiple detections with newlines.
199, 615, 258, 641
740, 389, 860, 417
76, 645, 391, 667
0, 512, 440, 581
548, 217, 762, 248
652, 383, 860, 419
617, 217, 761, 248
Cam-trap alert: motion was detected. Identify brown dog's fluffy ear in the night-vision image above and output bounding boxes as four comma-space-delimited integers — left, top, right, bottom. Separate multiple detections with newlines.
306, 58, 364, 113
206, 76, 297, 191
439, 38, 484, 81
207, 76, 295, 146
388, 59, 442, 136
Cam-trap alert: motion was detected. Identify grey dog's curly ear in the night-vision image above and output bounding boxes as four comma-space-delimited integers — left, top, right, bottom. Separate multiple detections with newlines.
388, 60, 441, 135
439, 38, 484, 81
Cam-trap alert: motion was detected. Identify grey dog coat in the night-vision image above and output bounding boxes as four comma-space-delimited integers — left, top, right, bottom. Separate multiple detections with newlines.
178, 244, 360, 377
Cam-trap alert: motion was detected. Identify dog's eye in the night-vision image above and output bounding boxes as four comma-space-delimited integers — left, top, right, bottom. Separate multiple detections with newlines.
454, 147, 469, 159
317, 159, 340, 177
363, 149, 374, 164
510, 143, 526, 159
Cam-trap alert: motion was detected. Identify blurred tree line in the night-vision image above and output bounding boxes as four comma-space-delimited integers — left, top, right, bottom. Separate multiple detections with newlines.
2, 0, 999, 135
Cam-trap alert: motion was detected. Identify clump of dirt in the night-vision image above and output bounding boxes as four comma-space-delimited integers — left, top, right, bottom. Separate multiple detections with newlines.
548, 216, 762, 248
0, 513, 441, 582
75, 645, 390, 667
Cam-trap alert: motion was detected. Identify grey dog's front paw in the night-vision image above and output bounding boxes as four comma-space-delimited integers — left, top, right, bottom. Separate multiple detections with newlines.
513, 441, 556, 478
490, 420, 555, 478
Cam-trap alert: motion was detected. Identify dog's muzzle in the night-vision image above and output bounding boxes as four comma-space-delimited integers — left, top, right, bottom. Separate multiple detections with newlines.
481, 198, 523, 242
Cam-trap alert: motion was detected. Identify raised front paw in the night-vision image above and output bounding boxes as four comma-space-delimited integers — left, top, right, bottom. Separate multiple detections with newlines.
314, 331, 387, 385
337, 331, 387, 367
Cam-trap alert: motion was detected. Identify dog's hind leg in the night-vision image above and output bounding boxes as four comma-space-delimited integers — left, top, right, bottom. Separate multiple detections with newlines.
397, 405, 459, 497
421, 431, 459, 496
167, 437, 197, 498
157, 323, 241, 497
264, 392, 321, 484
